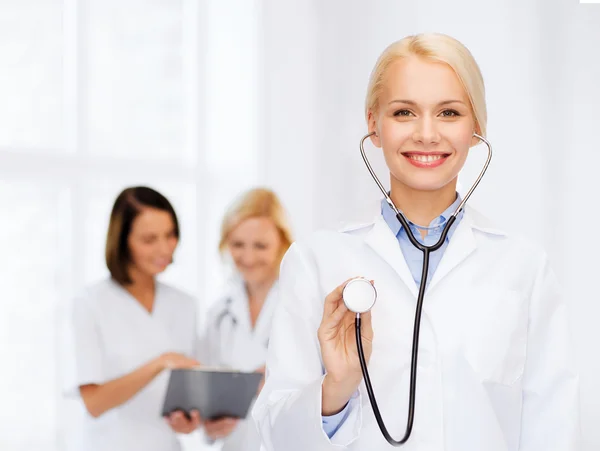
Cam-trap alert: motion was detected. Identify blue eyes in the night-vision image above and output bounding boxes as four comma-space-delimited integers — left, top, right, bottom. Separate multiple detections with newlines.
441, 110, 460, 117
393, 109, 461, 118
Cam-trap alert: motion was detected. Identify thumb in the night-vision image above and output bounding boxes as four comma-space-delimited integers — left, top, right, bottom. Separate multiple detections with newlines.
359, 310, 373, 340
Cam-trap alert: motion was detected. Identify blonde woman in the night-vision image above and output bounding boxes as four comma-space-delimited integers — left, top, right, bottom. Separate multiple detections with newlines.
253, 34, 579, 450
197, 188, 293, 450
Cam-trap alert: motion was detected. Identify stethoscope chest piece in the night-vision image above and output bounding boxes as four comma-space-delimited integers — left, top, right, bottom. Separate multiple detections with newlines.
342, 278, 377, 314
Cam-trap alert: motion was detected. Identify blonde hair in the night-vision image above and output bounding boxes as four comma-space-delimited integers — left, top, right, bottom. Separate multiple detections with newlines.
219, 188, 294, 266
365, 33, 487, 137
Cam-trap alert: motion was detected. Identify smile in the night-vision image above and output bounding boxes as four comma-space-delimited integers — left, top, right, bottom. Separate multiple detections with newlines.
401, 152, 450, 168
407, 154, 445, 162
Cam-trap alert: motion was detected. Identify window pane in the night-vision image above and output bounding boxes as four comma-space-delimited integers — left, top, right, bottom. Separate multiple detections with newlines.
202, 172, 259, 313
0, 179, 69, 451
0, 1, 63, 150
206, 0, 259, 172
82, 0, 185, 161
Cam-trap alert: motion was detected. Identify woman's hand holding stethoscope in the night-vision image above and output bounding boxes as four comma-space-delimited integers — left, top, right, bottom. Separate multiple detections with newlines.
318, 278, 375, 416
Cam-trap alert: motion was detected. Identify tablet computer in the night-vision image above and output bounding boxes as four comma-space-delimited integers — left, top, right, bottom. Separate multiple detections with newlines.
161, 368, 263, 420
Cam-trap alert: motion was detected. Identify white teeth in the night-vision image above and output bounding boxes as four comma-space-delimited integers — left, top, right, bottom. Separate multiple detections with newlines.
407, 154, 445, 162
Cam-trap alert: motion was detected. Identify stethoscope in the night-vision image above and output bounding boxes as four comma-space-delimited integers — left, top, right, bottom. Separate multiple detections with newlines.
341, 132, 492, 446
216, 297, 238, 331
215, 297, 270, 348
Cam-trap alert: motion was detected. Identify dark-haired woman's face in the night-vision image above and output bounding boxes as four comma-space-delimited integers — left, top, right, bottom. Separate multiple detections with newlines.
127, 207, 178, 278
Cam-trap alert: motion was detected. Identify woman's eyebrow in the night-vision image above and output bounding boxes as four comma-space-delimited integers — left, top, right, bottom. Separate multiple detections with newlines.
388, 99, 466, 106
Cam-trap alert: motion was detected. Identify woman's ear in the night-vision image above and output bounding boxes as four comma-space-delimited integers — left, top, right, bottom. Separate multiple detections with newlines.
470, 123, 482, 147
367, 109, 381, 148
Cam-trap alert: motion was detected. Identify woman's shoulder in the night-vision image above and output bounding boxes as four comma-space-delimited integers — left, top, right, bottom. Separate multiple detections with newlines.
465, 206, 549, 268
71, 278, 122, 316
78, 278, 119, 301
156, 281, 196, 305
293, 220, 377, 253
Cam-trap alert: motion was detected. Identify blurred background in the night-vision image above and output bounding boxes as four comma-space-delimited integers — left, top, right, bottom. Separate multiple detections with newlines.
0, 0, 598, 450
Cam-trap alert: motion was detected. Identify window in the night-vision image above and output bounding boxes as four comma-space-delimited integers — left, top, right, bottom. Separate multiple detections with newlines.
0, 1, 260, 449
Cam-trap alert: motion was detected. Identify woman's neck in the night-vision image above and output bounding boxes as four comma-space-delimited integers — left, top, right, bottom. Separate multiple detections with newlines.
389, 178, 458, 228
245, 275, 277, 306
125, 266, 156, 312
245, 274, 277, 329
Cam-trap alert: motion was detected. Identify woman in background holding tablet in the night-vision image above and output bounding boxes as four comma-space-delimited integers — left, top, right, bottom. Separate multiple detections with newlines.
66, 186, 203, 451
197, 188, 293, 450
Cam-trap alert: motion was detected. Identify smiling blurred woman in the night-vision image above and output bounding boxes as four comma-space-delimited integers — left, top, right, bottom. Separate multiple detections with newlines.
196, 187, 293, 450
66, 186, 203, 451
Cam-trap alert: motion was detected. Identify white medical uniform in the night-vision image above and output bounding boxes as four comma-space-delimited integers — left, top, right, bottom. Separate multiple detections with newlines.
66, 278, 198, 451
253, 206, 580, 450
198, 274, 278, 451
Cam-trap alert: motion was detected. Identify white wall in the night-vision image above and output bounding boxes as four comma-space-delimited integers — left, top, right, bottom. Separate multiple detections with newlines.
259, 1, 600, 449
0, 1, 597, 449
562, 5, 600, 451
258, 0, 319, 241
0, 1, 258, 450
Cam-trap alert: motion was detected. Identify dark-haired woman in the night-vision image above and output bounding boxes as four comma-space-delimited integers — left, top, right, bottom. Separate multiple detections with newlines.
66, 186, 202, 451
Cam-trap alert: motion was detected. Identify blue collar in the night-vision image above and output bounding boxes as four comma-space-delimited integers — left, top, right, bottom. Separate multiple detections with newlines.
381, 194, 463, 240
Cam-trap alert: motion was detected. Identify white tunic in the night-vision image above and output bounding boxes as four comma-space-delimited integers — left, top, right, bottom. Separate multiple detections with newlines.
198, 275, 278, 451
66, 278, 198, 451
253, 206, 580, 450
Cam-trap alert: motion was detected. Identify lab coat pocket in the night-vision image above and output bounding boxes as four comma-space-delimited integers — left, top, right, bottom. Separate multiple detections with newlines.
463, 287, 528, 386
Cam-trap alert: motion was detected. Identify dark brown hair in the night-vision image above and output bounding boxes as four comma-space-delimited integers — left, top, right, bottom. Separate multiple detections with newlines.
105, 186, 179, 285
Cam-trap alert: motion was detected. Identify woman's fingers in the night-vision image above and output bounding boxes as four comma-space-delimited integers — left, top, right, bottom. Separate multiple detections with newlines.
166, 411, 188, 431
205, 417, 239, 439
165, 410, 202, 433
322, 280, 350, 317
190, 410, 202, 428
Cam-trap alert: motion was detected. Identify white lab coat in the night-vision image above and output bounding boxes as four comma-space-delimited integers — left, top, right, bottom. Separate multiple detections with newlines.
198, 274, 278, 451
65, 278, 198, 451
253, 206, 580, 451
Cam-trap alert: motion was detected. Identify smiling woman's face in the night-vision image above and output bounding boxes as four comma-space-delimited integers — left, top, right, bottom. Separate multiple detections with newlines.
127, 207, 178, 277
227, 217, 282, 286
368, 56, 478, 194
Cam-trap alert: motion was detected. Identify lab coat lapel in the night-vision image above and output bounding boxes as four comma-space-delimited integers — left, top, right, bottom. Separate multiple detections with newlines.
253, 283, 278, 347
426, 204, 507, 295
229, 276, 251, 334
364, 214, 418, 298
115, 282, 174, 353
425, 210, 477, 294
147, 284, 177, 348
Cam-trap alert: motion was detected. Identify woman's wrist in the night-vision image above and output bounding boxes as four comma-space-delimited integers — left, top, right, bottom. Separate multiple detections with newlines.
321, 373, 358, 416
151, 354, 167, 374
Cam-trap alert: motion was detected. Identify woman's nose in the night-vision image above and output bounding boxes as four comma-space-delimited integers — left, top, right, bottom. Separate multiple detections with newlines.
412, 116, 441, 145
